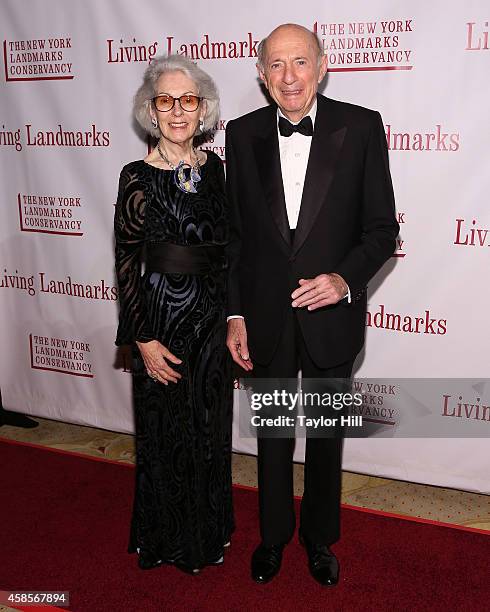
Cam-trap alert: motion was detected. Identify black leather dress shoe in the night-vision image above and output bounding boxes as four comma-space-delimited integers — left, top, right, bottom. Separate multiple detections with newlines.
251, 543, 284, 583
137, 550, 163, 570
0, 409, 38, 428
299, 534, 339, 586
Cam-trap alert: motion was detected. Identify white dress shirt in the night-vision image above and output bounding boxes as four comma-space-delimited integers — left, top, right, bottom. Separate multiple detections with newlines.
278, 101, 317, 229
227, 101, 350, 322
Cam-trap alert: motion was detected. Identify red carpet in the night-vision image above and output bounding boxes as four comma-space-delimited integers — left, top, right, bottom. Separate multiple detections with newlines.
1, 438, 488, 612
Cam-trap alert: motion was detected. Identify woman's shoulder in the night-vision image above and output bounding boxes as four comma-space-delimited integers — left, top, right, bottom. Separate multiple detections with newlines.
120, 159, 147, 174
116, 160, 153, 198
118, 159, 152, 185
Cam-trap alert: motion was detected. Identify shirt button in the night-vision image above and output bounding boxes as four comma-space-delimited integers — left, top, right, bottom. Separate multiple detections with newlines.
295, 153, 300, 158
295, 182, 301, 187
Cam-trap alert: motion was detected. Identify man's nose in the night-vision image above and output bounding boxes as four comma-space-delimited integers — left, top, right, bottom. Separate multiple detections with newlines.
282, 64, 296, 84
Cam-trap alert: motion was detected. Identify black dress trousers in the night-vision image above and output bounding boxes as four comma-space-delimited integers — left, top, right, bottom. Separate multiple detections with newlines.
251, 304, 353, 547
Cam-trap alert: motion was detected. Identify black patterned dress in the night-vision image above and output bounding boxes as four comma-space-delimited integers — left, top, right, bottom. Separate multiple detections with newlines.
114, 151, 234, 572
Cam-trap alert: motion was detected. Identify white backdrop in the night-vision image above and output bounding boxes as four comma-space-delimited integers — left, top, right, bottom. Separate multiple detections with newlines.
1, 1, 489, 493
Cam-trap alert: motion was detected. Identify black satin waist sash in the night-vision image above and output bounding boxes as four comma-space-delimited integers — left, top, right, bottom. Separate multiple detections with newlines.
147, 242, 226, 275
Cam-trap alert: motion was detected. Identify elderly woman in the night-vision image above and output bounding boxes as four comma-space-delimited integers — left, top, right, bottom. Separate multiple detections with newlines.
114, 54, 234, 574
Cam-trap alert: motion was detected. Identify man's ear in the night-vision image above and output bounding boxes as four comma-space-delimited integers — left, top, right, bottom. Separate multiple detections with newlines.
318, 53, 328, 83
256, 63, 268, 87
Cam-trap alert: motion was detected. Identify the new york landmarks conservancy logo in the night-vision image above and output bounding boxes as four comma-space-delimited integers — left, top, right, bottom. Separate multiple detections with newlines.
4, 37, 74, 82
29, 333, 94, 377
350, 380, 398, 427
393, 212, 406, 258
313, 18, 414, 72
18, 193, 84, 236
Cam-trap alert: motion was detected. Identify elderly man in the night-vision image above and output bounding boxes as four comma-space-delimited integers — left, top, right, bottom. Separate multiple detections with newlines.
225, 24, 399, 585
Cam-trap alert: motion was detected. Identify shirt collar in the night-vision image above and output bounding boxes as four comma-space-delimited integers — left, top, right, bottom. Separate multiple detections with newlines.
277, 98, 317, 128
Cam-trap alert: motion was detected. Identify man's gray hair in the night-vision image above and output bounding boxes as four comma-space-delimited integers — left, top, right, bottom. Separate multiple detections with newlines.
256, 25, 324, 71
133, 54, 220, 138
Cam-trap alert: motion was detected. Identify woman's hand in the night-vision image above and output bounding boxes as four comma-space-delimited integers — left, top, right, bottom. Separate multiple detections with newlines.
136, 340, 183, 385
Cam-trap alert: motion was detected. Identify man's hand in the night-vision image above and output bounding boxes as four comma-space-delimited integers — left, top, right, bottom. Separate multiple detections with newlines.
226, 318, 253, 371
291, 273, 348, 311
136, 339, 183, 385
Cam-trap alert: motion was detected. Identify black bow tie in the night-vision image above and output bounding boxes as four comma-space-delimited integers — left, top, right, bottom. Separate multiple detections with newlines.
278, 115, 313, 137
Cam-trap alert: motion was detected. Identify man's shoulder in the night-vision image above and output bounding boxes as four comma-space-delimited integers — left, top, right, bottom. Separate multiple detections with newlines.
226, 105, 275, 134
319, 95, 380, 128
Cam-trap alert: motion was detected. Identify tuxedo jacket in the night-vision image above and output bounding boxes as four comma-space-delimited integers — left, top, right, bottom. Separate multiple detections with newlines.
225, 94, 399, 368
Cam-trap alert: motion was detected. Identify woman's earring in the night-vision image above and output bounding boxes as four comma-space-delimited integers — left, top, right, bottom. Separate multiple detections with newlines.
151, 117, 158, 128
199, 118, 204, 133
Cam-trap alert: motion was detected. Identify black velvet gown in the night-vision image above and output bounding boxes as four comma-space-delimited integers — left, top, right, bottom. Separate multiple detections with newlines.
114, 151, 234, 572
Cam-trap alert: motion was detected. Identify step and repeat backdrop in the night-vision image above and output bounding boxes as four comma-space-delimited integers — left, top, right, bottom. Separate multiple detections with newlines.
1, 1, 489, 493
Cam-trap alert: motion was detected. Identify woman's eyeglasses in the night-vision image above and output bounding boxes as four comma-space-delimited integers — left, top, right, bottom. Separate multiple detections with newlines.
152, 94, 202, 112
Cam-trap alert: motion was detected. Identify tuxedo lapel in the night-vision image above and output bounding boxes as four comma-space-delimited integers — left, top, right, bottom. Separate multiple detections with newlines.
253, 110, 291, 250
292, 96, 347, 256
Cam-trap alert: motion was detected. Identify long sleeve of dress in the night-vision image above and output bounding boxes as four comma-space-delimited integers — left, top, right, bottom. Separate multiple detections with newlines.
114, 163, 154, 346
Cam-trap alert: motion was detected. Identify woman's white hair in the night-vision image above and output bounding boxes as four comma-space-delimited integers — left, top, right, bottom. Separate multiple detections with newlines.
133, 54, 220, 139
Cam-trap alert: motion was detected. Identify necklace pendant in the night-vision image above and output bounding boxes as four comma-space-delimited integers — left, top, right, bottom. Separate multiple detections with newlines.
190, 166, 201, 185
173, 160, 201, 194
157, 141, 202, 193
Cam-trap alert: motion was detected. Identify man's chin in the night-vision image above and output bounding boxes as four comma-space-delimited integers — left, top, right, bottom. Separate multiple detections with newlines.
279, 101, 303, 111
278, 99, 309, 115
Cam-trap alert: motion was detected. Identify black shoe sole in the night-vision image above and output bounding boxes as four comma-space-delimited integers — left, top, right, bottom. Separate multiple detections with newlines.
138, 559, 163, 570
252, 573, 276, 584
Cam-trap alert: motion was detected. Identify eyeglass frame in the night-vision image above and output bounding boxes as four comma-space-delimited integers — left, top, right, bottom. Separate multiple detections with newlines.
151, 93, 204, 113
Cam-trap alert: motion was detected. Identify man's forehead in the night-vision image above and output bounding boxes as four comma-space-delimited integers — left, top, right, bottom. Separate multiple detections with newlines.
266, 36, 316, 59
